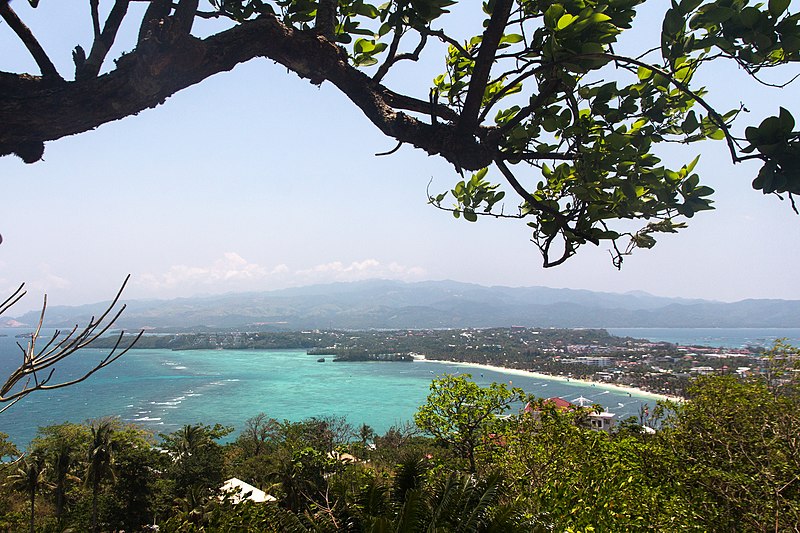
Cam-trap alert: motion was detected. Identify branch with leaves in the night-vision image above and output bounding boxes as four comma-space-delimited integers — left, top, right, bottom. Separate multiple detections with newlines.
0, 0, 798, 267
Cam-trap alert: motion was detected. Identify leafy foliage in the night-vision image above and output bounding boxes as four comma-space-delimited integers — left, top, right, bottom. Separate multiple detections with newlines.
3, 0, 797, 266
414, 374, 523, 472
1, 360, 799, 530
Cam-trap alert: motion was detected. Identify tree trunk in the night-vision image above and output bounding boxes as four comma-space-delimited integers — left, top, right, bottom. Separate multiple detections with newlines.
29, 488, 35, 533
92, 478, 99, 533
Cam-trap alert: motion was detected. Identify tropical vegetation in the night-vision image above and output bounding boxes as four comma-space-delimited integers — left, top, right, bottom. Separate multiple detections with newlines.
0, 344, 797, 531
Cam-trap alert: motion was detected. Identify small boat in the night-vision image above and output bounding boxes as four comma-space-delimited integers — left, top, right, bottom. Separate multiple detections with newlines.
317, 357, 325, 363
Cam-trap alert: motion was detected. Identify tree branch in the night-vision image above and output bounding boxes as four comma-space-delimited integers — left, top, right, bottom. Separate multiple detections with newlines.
587, 52, 743, 165
137, 0, 172, 45
0, 2, 63, 81
90, 0, 102, 39
0, 15, 494, 169
456, 0, 514, 137
315, 0, 336, 40
0, 276, 141, 408
79, 0, 132, 80
173, 0, 199, 35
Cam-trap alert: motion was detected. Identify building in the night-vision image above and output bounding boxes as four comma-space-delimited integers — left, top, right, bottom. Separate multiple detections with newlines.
220, 478, 277, 504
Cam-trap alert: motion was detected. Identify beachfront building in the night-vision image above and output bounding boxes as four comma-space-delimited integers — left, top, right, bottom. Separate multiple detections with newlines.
527, 397, 618, 433
587, 410, 617, 433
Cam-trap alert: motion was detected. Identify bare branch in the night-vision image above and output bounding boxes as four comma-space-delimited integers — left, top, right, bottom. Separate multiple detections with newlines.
0, 2, 63, 81
79, 0, 132, 80
375, 140, 403, 157
173, 0, 199, 35
503, 151, 577, 161
422, 28, 473, 60
381, 88, 460, 123
374, 28, 427, 84
90, 0, 102, 39
137, 0, 172, 45
0, 276, 141, 409
0, 284, 26, 316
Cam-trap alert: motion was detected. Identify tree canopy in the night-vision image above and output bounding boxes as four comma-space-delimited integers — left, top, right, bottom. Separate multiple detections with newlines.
1, 0, 798, 266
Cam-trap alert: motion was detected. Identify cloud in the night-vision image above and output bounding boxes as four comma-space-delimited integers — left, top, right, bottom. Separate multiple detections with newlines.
135, 254, 426, 297
137, 252, 269, 291
295, 259, 425, 283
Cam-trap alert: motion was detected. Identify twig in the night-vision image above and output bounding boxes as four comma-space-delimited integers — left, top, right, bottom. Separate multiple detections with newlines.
0, 276, 142, 407
375, 141, 403, 157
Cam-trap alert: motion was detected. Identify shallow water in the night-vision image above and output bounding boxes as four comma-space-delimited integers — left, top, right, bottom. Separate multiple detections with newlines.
0, 342, 654, 448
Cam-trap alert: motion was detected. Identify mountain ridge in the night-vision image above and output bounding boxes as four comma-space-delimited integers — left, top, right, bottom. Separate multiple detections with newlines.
3, 280, 797, 330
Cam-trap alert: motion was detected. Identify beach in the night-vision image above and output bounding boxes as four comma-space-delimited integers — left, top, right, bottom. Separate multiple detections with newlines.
416, 357, 682, 402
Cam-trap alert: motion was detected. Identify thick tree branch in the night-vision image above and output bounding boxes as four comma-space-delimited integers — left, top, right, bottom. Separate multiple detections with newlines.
137, 0, 172, 44
0, 15, 494, 169
0, 2, 62, 81
173, 0, 199, 35
456, 0, 514, 137
315, 0, 336, 40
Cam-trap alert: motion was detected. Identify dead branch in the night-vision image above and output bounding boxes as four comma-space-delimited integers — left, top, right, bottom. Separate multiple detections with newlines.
0, 276, 141, 412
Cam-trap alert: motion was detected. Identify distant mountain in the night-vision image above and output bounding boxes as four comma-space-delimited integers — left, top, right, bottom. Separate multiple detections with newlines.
5, 280, 800, 330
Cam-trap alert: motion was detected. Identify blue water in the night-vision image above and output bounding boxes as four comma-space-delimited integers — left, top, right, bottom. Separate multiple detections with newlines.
0, 332, 657, 448
606, 328, 800, 348
6, 326, 791, 448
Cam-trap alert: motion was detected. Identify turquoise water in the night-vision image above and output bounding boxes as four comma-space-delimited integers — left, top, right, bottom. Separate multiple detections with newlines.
0, 342, 655, 448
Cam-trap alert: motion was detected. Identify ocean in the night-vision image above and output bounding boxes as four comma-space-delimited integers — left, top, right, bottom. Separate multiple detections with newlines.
0, 343, 653, 449
606, 327, 800, 348
2, 327, 796, 449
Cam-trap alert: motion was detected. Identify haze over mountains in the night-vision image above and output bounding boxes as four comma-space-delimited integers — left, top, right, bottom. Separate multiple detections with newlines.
4, 280, 800, 330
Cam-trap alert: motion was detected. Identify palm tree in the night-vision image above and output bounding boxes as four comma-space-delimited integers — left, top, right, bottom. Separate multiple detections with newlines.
50, 438, 79, 521
6, 453, 48, 533
174, 424, 211, 461
86, 419, 117, 533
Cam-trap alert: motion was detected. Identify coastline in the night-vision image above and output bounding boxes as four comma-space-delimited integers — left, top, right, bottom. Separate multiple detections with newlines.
416, 358, 681, 403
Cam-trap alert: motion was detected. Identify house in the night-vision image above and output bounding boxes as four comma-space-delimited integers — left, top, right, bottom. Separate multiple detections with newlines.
220, 478, 277, 504
528, 397, 617, 433
587, 410, 617, 433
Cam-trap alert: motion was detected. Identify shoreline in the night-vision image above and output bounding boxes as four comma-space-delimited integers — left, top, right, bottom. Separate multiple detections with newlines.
416, 358, 681, 403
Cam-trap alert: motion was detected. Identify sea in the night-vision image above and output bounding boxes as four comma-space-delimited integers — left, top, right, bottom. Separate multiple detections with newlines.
606, 327, 800, 348
1, 327, 797, 449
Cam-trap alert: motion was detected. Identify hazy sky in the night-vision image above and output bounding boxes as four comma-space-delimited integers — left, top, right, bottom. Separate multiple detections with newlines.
1, 1, 799, 314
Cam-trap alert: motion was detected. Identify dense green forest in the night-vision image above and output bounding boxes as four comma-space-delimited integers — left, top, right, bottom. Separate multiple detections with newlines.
1, 345, 798, 532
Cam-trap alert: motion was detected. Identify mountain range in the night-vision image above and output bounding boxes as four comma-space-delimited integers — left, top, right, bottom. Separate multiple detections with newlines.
4, 280, 800, 330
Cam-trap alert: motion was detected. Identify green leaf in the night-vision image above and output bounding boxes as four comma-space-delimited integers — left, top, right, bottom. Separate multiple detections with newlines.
353, 2, 381, 18
769, 0, 790, 17
557, 14, 578, 31
501, 34, 524, 44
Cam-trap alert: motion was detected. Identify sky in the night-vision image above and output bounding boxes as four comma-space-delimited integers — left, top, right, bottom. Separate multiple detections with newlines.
1, 1, 799, 314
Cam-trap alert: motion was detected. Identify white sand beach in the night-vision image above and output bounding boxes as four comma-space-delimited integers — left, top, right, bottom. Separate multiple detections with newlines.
415, 357, 682, 402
